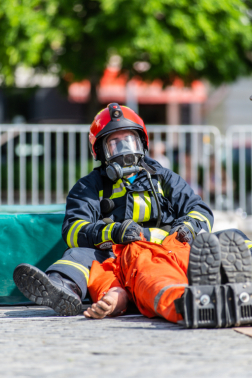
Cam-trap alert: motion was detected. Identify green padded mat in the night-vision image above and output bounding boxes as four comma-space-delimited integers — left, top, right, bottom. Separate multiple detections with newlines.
1, 205, 67, 305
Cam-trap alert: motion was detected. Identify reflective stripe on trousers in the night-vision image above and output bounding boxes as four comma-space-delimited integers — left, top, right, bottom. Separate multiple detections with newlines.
52, 259, 90, 284
154, 283, 188, 314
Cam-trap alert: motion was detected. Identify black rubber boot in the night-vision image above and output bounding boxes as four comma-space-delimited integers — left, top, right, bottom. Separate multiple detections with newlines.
175, 232, 252, 328
180, 281, 252, 328
219, 230, 252, 283
13, 264, 82, 316
188, 232, 221, 286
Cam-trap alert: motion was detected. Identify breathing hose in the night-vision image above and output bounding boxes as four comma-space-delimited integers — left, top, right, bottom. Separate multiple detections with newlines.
146, 171, 162, 228
106, 160, 162, 228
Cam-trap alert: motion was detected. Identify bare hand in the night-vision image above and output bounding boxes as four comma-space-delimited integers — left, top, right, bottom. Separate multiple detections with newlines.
84, 295, 116, 319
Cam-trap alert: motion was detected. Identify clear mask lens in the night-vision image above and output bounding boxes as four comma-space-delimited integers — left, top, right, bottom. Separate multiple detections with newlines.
103, 131, 143, 160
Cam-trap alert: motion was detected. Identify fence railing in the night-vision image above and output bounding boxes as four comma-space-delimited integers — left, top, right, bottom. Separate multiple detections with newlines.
226, 125, 252, 215
0, 124, 223, 210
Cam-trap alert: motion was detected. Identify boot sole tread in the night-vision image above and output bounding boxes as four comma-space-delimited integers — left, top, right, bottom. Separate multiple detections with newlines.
188, 233, 221, 286
13, 264, 82, 316
219, 231, 252, 283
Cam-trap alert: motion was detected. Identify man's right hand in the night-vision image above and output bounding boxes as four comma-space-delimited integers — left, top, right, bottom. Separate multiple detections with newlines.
84, 295, 116, 319
113, 219, 142, 244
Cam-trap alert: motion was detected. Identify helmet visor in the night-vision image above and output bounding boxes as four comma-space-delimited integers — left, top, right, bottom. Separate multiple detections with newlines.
103, 131, 144, 160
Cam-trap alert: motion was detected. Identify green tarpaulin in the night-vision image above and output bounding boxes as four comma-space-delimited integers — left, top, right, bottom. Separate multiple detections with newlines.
1, 205, 67, 305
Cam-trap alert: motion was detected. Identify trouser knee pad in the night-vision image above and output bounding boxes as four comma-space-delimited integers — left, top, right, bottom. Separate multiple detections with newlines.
175, 282, 252, 328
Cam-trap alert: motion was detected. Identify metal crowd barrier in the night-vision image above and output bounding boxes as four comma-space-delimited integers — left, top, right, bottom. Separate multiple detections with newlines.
226, 125, 252, 214
0, 124, 223, 210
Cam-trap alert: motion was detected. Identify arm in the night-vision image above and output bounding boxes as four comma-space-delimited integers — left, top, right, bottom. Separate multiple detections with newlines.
141, 170, 213, 245
84, 287, 129, 319
161, 169, 214, 237
62, 173, 142, 250
62, 172, 127, 250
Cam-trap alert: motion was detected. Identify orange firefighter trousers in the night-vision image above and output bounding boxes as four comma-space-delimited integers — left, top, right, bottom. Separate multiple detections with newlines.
88, 233, 190, 323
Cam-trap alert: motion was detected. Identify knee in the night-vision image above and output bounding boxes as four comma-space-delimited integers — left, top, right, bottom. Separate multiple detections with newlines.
62, 247, 91, 259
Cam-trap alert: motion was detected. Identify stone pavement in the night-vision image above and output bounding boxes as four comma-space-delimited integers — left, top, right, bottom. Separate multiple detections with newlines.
0, 306, 252, 378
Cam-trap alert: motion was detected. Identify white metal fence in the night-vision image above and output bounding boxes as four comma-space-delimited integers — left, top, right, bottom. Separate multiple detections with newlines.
226, 125, 252, 215
0, 124, 226, 211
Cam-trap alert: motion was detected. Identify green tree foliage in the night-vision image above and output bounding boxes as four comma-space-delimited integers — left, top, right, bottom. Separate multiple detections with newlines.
1, 0, 252, 88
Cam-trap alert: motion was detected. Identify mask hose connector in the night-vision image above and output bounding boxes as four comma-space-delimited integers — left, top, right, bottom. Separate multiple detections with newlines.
106, 162, 143, 181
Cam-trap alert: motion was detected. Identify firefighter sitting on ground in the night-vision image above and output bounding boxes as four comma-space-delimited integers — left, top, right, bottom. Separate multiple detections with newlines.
13, 104, 252, 328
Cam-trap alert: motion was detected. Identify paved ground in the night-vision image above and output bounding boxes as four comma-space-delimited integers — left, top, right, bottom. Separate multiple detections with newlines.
0, 306, 252, 378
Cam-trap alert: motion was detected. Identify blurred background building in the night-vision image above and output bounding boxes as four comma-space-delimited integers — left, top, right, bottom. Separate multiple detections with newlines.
2, 65, 252, 135
0, 64, 207, 126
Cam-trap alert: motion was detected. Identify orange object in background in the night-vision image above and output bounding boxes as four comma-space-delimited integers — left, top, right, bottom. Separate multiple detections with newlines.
88, 233, 190, 323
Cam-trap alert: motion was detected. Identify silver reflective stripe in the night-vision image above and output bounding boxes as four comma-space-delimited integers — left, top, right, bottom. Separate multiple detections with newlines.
183, 221, 196, 239
154, 283, 188, 313
138, 192, 147, 222
150, 229, 168, 240
112, 181, 124, 194
102, 222, 115, 242
150, 229, 160, 239
104, 224, 110, 241
70, 221, 84, 248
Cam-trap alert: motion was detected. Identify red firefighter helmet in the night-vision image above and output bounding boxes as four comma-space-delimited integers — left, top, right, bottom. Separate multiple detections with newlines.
89, 103, 149, 161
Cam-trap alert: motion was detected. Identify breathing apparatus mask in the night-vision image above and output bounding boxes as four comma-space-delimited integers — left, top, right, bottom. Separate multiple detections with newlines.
102, 129, 162, 227
104, 130, 145, 181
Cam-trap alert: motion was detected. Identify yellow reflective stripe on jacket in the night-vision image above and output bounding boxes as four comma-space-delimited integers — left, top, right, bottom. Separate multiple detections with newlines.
245, 240, 252, 249
110, 179, 127, 199
183, 221, 196, 239
187, 211, 212, 233
133, 191, 151, 223
66, 220, 90, 248
52, 260, 89, 283
99, 190, 103, 201
121, 220, 134, 241
157, 181, 164, 196
102, 222, 116, 242
149, 228, 169, 244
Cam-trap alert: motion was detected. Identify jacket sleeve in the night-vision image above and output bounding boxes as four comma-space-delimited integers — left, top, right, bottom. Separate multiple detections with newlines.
62, 173, 120, 250
161, 169, 214, 237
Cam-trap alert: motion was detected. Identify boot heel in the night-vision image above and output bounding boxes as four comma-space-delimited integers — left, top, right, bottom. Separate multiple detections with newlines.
182, 285, 226, 328
179, 282, 252, 328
